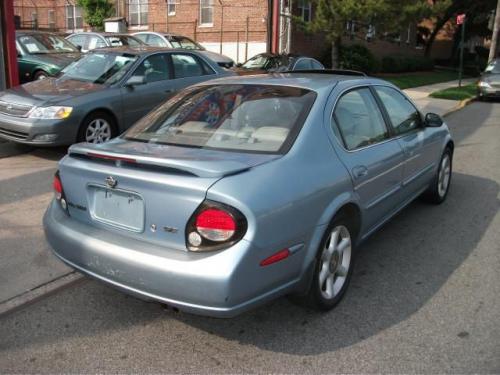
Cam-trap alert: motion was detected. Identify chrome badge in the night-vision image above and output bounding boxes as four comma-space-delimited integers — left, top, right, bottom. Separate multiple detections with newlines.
105, 176, 117, 188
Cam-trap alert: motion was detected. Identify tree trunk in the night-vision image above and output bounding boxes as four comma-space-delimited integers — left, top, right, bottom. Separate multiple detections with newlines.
489, 0, 500, 62
331, 36, 341, 68
424, 17, 449, 58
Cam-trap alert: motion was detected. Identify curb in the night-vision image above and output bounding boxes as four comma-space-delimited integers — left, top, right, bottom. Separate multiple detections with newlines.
0, 272, 84, 317
442, 96, 477, 118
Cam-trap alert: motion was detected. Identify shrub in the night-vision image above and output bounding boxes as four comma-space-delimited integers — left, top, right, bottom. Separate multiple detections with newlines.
339, 44, 379, 74
381, 55, 433, 73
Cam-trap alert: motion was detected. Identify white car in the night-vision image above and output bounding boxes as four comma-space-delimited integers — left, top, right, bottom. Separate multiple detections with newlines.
133, 32, 234, 68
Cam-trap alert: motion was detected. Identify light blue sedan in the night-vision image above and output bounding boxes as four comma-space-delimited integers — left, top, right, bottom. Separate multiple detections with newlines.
43, 71, 453, 317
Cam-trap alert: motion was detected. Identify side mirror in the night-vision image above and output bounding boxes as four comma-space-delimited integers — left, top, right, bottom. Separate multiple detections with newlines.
125, 75, 146, 87
76, 45, 82, 52
424, 112, 443, 127
236, 63, 242, 68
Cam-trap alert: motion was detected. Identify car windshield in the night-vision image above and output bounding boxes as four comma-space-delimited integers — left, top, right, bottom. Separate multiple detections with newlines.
167, 36, 204, 50
484, 60, 500, 74
241, 55, 288, 70
60, 52, 138, 85
124, 84, 316, 154
104, 35, 143, 47
18, 34, 78, 54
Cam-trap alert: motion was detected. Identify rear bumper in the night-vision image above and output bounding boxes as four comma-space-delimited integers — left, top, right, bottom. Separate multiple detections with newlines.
0, 113, 78, 146
43, 200, 304, 317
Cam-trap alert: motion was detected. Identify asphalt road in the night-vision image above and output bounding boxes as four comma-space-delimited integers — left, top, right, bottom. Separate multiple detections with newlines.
1, 102, 499, 373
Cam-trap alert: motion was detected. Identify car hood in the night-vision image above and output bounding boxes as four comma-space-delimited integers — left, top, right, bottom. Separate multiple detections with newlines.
25, 52, 81, 70
0, 78, 105, 107
482, 73, 500, 84
199, 50, 233, 64
68, 138, 281, 178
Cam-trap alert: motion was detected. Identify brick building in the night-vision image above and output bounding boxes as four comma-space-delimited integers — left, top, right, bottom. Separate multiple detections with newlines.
13, 0, 270, 63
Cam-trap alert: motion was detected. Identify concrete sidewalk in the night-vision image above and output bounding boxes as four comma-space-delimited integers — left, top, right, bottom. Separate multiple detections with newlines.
403, 78, 477, 117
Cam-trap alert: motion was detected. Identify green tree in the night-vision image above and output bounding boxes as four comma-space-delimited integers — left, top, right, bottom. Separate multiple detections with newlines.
76, 0, 114, 30
296, 0, 418, 68
411, 0, 496, 57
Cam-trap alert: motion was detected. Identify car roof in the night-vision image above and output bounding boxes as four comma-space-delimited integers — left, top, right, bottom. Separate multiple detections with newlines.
134, 31, 189, 38
70, 32, 135, 37
88, 45, 203, 55
198, 72, 384, 91
16, 30, 61, 36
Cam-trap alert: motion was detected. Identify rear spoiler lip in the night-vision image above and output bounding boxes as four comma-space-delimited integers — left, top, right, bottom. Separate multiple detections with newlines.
67, 144, 251, 178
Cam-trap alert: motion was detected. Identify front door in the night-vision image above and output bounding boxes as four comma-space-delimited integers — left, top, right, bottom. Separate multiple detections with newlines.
331, 87, 406, 233
120, 53, 175, 129
373, 85, 441, 196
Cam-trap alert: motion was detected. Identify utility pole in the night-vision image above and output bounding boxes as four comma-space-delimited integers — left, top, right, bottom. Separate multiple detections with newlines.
489, 0, 500, 62
457, 14, 466, 88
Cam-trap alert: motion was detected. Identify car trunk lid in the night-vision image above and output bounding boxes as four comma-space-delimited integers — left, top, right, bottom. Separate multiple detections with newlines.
59, 139, 279, 251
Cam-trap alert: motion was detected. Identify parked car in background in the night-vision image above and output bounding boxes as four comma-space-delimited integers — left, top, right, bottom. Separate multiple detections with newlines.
16, 31, 81, 83
66, 32, 146, 53
0, 47, 233, 146
234, 53, 325, 75
132, 32, 234, 68
478, 59, 500, 99
43, 71, 454, 318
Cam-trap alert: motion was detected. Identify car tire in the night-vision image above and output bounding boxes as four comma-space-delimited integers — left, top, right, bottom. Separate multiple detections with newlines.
77, 111, 117, 144
294, 214, 356, 311
33, 70, 49, 80
423, 147, 453, 204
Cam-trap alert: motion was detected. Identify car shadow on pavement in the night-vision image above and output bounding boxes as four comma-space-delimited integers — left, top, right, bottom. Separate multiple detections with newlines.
171, 171, 499, 354
0, 172, 498, 357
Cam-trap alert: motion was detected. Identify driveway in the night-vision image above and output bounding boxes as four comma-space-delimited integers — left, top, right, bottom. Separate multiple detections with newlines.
0, 102, 499, 373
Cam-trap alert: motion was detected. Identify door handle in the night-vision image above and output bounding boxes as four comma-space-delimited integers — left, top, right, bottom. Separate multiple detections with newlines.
352, 165, 368, 179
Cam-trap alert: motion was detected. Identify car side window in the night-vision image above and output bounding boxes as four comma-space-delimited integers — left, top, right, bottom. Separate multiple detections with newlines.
374, 86, 421, 135
132, 54, 170, 83
147, 34, 167, 47
294, 59, 311, 70
333, 88, 390, 151
87, 35, 106, 50
68, 35, 84, 49
171, 53, 209, 78
311, 60, 324, 69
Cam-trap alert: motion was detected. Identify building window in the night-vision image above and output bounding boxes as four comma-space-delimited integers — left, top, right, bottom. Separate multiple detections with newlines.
66, 5, 83, 30
129, 0, 148, 27
48, 10, 55, 30
31, 12, 38, 28
297, 0, 312, 22
199, 0, 213, 26
167, 0, 176, 16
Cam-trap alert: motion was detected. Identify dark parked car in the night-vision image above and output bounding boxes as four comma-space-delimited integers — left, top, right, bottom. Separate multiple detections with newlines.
234, 53, 324, 75
66, 32, 146, 53
133, 32, 234, 68
16, 31, 82, 83
478, 59, 500, 99
0, 47, 233, 146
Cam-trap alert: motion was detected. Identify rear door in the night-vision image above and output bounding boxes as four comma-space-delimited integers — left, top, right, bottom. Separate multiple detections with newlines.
169, 52, 217, 90
331, 87, 406, 233
373, 85, 441, 195
120, 53, 175, 129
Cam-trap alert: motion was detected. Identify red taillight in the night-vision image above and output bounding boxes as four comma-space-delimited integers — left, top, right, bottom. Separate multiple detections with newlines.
53, 174, 63, 200
260, 249, 290, 267
195, 208, 236, 242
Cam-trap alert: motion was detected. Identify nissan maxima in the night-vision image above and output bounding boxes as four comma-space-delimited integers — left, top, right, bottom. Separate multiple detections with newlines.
0, 47, 233, 145
44, 72, 453, 317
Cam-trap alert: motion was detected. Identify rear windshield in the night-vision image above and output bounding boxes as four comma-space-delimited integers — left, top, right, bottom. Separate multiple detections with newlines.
124, 84, 316, 154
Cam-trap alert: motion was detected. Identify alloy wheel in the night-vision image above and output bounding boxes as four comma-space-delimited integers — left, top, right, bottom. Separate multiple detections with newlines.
438, 154, 451, 198
85, 118, 112, 144
318, 225, 352, 300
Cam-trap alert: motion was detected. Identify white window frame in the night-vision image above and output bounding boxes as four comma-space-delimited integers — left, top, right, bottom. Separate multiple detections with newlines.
199, 0, 214, 27
65, 5, 83, 32
128, 0, 149, 29
298, 1, 312, 22
48, 9, 56, 30
167, 0, 176, 16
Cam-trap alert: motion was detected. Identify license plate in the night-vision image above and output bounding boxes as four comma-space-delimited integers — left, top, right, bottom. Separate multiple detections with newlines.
89, 186, 144, 232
